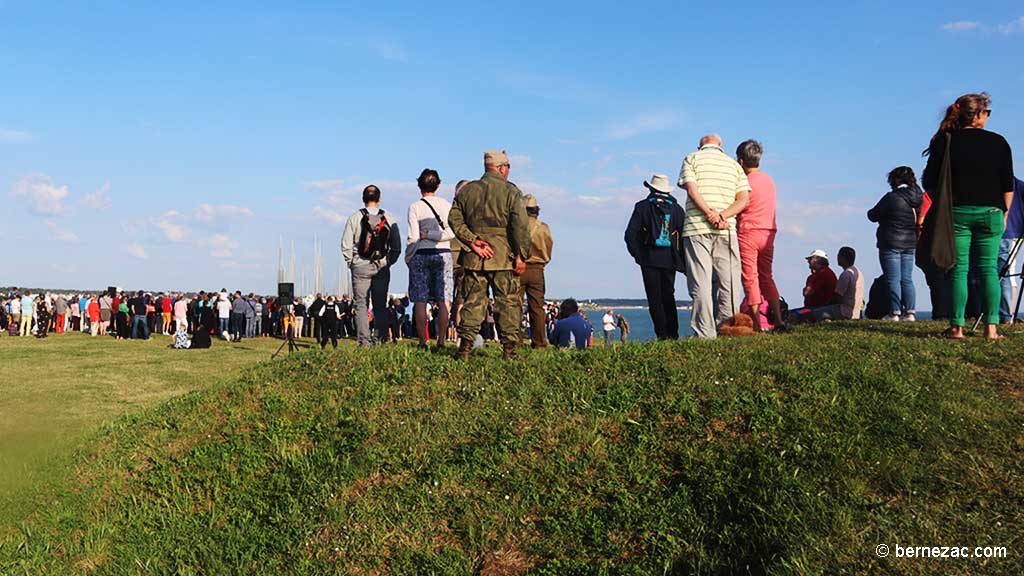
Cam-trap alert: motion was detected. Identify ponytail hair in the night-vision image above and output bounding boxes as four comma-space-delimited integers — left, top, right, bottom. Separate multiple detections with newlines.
923, 92, 991, 156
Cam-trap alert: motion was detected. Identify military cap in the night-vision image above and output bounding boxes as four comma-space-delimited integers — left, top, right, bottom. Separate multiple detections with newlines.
484, 150, 510, 166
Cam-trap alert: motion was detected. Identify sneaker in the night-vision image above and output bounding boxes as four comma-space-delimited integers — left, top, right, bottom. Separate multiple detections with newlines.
882, 314, 900, 322
903, 314, 916, 322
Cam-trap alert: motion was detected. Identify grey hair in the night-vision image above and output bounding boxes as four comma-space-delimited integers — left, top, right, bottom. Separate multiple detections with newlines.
699, 133, 723, 148
736, 139, 763, 168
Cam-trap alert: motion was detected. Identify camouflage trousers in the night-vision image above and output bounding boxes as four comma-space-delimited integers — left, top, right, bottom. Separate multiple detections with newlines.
458, 269, 521, 345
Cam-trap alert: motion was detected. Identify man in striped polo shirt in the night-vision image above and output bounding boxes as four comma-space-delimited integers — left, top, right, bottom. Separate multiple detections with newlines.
677, 134, 751, 338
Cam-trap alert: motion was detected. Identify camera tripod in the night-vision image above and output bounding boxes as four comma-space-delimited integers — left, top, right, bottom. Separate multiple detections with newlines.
272, 326, 299, 358
971, 237, 1024, 332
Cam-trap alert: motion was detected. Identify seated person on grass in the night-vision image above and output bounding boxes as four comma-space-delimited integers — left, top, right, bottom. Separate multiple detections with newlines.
789, 247, 864, 323
550, 298, 593, 350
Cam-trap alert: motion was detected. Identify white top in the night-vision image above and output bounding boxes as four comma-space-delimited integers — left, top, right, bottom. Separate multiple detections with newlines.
602, 313, 615, 331
406, 196, 456, 263
217, 299, 231, 319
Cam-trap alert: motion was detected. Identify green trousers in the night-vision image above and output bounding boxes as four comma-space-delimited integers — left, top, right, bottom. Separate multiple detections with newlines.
458, 269, 519, 344
949, 206, 1004, 326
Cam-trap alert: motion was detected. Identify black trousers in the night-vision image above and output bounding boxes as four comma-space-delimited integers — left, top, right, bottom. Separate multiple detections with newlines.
318, 319, 338, 349
641, 266, 679, 339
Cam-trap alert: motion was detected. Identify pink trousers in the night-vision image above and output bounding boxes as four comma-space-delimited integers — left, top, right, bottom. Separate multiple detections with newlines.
738, 228, 780, 306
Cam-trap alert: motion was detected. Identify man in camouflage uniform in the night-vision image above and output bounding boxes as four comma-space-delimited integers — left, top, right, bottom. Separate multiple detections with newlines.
448, 150, 530, 359
517, 194, 553, 348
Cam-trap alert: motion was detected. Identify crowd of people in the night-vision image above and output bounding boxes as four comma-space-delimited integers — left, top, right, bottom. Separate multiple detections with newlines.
625, 91, 1019, 340
3, 92, 1019, 351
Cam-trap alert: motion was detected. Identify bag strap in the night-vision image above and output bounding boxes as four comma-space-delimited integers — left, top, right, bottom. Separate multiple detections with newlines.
420, 198, 445, 229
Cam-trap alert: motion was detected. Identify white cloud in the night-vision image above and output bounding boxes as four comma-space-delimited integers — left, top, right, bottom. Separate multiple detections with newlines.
587, 176, 619, 188
941, 21, 981, 32
778, 222, 808, 238
304, 179, 345, 192
373, 40, 408, 63
997, 16, 1024, 34
192, 203, 254, 222
45, 220, 79, 243
577, 195, 611, 206
203, 234, 240, 258
151, 210, 191, 242
126, 244, 148, 259
0, 129, 33, 143
312, 205, 348, 226
605, 109, 683, 140
941, 17, 1024, 34
786, 200, 863, 218
10, 174, 70, 216
508, 155, 532, 169
517, 181, 570, 203
83, 181, 112, 210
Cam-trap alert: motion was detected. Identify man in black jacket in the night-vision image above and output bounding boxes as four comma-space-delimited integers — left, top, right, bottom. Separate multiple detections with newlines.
308, 293, 325, 340
624, 174, 688, 339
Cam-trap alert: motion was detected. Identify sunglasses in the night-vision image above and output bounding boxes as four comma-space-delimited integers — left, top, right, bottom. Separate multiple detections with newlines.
983, 109, 993, 116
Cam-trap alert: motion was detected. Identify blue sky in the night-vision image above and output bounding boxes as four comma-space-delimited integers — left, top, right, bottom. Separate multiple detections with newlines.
2, 1, 1022, 304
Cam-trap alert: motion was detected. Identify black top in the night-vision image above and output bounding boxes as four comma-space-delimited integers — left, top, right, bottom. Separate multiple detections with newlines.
130, 296, 147, 315
922, 129, 1014, 210
867, 186, 923, 250
320, 302, 339, 322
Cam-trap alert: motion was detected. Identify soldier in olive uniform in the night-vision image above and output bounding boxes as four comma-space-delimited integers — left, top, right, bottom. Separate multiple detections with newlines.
517, 194, 554, 348
448, 150, 530, 359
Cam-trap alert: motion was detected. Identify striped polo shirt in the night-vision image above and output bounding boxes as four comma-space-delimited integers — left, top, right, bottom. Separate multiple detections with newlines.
677, 144, 752, 237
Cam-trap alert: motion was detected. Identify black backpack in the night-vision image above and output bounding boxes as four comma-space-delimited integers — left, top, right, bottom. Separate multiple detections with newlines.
639, 195, 677, 248
357, 208, 391, 261
865, 276, 889, 320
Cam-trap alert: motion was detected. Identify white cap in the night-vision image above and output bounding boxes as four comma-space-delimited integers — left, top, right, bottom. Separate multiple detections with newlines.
805, 249, 828, 260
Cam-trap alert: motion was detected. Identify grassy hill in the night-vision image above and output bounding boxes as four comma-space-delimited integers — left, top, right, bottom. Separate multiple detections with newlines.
2, 323, 1023, 574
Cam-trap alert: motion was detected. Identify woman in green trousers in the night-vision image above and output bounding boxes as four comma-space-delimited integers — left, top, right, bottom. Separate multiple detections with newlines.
922, 93, 1015, 339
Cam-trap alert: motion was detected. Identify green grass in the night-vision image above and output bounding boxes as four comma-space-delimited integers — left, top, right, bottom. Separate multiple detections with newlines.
0, 332, 311, 527
2, 323, 1023, 574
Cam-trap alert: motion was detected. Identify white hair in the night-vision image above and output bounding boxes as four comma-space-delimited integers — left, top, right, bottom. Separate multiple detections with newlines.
699, 133, 723, 147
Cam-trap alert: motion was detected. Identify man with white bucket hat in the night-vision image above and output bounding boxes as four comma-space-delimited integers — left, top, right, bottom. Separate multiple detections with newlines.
624, 174, 687, 339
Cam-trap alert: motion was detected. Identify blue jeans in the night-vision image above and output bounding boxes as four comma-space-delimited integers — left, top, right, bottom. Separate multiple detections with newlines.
879, 248, 916, 315
998, 237, 1020, 322
131, 315, 149, 340
219, 317, 229, 335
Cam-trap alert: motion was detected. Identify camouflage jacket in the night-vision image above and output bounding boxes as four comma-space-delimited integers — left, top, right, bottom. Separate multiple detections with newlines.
448, 172, 530, 271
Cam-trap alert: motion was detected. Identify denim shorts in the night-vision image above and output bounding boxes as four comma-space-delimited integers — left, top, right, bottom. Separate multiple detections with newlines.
408, 251, 453, 303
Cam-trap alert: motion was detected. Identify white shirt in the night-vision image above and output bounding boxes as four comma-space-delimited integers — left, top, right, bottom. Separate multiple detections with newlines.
602, 313, 615, 331
406, 196, 456, 263
217, 299, 231, 319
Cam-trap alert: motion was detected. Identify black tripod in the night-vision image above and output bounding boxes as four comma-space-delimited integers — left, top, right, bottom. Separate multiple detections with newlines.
971, 237, 1024, 331
272, 325, 298, 358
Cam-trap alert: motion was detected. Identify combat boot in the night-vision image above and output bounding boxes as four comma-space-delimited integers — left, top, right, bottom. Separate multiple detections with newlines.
454, 338, 473, 360
502, 341, 518, 360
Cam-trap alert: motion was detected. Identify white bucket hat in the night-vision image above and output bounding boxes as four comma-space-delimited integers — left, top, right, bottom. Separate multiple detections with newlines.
644, 174, 674, 194
806, 249, 828, 260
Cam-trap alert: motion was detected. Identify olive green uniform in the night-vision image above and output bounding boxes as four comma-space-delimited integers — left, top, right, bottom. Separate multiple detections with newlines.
518, 216, 553, 346
448, 172, 530, 344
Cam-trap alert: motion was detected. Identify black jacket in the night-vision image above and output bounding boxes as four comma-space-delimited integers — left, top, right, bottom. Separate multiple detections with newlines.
624, 191, 687, 271
867, 186, 922, 250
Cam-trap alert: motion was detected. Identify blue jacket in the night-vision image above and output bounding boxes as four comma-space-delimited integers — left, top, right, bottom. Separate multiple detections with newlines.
1004, 178, 1024, 239
551, 313, 592, 349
